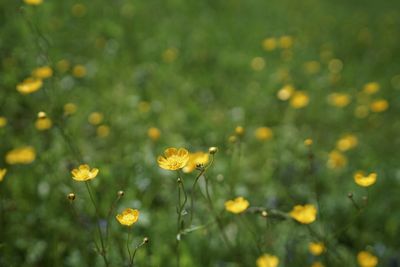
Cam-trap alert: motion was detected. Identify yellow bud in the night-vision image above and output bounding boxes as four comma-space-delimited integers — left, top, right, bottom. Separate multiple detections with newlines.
67, 193, 76, 201
209, 147, 218, 155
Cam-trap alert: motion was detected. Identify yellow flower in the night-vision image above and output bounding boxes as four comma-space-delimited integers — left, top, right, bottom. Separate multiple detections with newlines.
309, 242, 325, 256
24, 0, 43, 5
147, 127, 161, 141
256, 254, 279, 267
357, 251, 378, 267
71, 164, 99, 182
363, 82, 380, 95
311, 262, 325, 267
157, 148, 189, 171
279, 35, 293, 49
0, 116, 7, 128
336, 134, 358, 152
88, 112, 104, 125
235, 126, 245, 136
304, 138, 313, 146
5, 146, 36, 165
162, 47, 178, 63
303, 61, 321, 75
183, 152, 210, 173
262, 38, 277, 51
255, 127, 273, 141
116, 208, 140, 226
224, 197, 250, 214
16, 78, 43, 94
290, 91, 309, 108
289, 204, 317, 224
0, 169, 7, 182
35, 117, 52, 131
277, 85, 295, 101
251, 57, 266, 71
64, 103, 78, 115
138, 101, 151, 113
370, 99, 389, 113
72, 65, 87, 78
32, 66, 53, 79
354, 172, 377, 187
327, 150, 347, 170
97, 125, 110, 138
327, 93, 351, 108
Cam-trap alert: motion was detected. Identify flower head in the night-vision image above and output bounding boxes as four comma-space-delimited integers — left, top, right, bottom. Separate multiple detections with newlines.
357, 251, 378, 267
35, 117, 52, 131
370, 99, 388, 113
88, 112, 103, 125
147, 127, 161, 141
363, 82, 380, 95
157, 148, 189, 171
290, 204, 317, 224
309, 242, 325, 256
224, 197, 250, 214
0, 169, 7, 182
256, 254, 279, 267
277, 85, 295, 101
64, 103, 78, 115
290, 91, 309, 108
327, 93, 351, 108
183, 151, 209, 173
336, 134, 358, 151
24, 0, 43, 5
32, 66, 53, 79
116, 208, 139, 226
327, 150, 347, 170
5, 146, 36, 165
71, 164, 99, 181
311, 262, 325, 267
255, 127, 273, 141
354, 172, 377, 187
0, 116, 7, 128
16, 78, 43, 94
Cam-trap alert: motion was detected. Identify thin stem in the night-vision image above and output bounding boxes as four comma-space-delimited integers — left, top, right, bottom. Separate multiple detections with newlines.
127, 229, 133, 267
189, 168, 206, 225
106, 194, 122, 247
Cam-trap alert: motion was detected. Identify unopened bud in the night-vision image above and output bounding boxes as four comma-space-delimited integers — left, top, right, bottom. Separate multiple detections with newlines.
177, 177, 182, 184
117, 190, 124, 197
67, 193, 76, 201
209, 146, 218, 154
261, 210, 268, 217
143, 237, 149, 244
38, 111, 47, 119
347, 192, 353, 198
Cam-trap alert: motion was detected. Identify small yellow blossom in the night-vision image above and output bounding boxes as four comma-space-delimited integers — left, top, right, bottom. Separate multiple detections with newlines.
255, 127, 273, 141
336, 134, 358, 152
88, 112, 103, 125
24, 0, 43, 5
277, 85, 295, 101
228, 135, 237, 143
290, 91, 309, 108
289, 204, 317, 224
116, 208, 140, 226
97, 125, 110, 138
147, 127, 161, 141
311, 262, 325, 267
224, 197, 250, 214
157, 148, 189, 171
0, 117, 7, 128
262, 38, 277, 51
309, 242, 325, 256
303, 61, 321, 74
32, 66, 53, 79
304, 138, 313, 146
256, 254, 279, 267
363, 82, 380, 95
0, 169, 7, 182
354, 172, 377, 187
235, 126, 245, 136
327, 93, 351, 108
71, 164, 99, 182
5, 146, 36, 165
357, 251, 378, 267
327, 150, 347, 170
64, 103, 78, 115
162, 47, 178, 63
370, 99, 389, 113
279, 35, 293, 49
251, 57, 266, 71
16, 78, 43, 95
72, 65, 87, 78
183, 152, 209, 173
35, 117, 52, 131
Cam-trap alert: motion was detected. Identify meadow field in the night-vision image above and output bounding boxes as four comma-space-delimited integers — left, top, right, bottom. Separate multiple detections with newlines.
1, 0, 400, 266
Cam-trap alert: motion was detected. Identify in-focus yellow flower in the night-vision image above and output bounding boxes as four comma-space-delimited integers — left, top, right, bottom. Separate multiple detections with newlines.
357, 251, 378, 267
224, 197, 250, 214
0, 116, 7, 128
255, 127, 273, 141
354, 172, 377, 187
279, 35, 293, 49
327, 93, 351, 108
97, 125, 110, 138
5, 146, 36, 165
88, 112, 103, 125
72, 65, 87, 78
71, 164, 99, 182
32, 66, 53, 79
116, 208, 140, 226
162, 47, 178, 63
35, 117, 52, 131
311, 262, 325, 267
303, 61, 321, 74
24, 0, 43, 5
327, 150, 347, 170
290, 204, 317, 224
147, 127, 161, 141
183, 152, 209, 173
251, 57, 266, 71
290, 91, 309, 108
256, 254, 279, 267
157, 148, 189, 171
336, 134, 358, 152
277, 85, 295, 101
262, 38, 277, 51
370, 99, 389, 113
16, 78, 43, 95
0, 169, 7, 182
363, 82, 380, 95
309, 242, 325, 256
64, 103, 78, 115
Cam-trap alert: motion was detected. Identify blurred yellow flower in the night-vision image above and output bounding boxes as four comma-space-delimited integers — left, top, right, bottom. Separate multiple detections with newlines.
303, 61, 321, 74
162, 47, 178, 63
277, 85, 295, 101
35, 117, 52, 131
363, 82, 380, 95
224, 197, 249, 214
64, 103, 78, 115
32, 66, 53, 79
311, 262, 325, 267
0, 116, 7, 128
72, 65, 87, 78
357, 251, 378, 267
97, 125, 110, 138
336, 134, 358, 152
290, 204, 317, 224
370, 99, 389, 113
116, 208, 139, 226
138, 101, 151, 113
354, 172, 377, 187
0, 169, 7, 182
290, 91, 309, 108
327, 93, 351, 108
147, 127, 161, 141
71, 164, 99, 182
183, 151, 209, 173
255, 127, 273, 141
327, 150, 347, 170
16, 78, 43, 95
24, 0, 42, 5
235, 126, 245, 136
251, 57, 266, 71
309, 242, 325, 256
279, 35, 293, 49
57, 59, 70, 73
256, 254, 279, 267
157, 148, 189, 171
304, 138, 313, 146
5, 146, 36, 165
262, 38, 277, 51
88, 112, 103, 125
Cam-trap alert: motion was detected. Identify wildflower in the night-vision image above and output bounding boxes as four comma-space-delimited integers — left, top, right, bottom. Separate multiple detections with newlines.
363, 82, 380, 95
208, 147, 218, 154
354, 172, 377, 187
97, 125, 110, 138
35, 117, 52, 131
32, 66, 53, 79
88, 112, 103, 125
224, 197, 250, 214
5, 146, 36, 165
327, 150, 347, 170
336, 134, 358, 152
64, 103, 77, 115
262, 38, 277, 51
304, 138, 313, 146
251, 57, 266, 71
183, 152, 209, 173
157, 148, 189, 171
116, 208, 139, 226
71, 164, 99, 182
24, 0, 42, 5
72, 65, 87, 78
0, 116, 7, 128
255, 127, 273, 141
235, 126, 245, 136
311, 262, 325, 267
290, 91, 309, 108
309, 242, 325, 256
228, 135, 237, 143
162, 47, 178, 63
256, 254, 279, 267
289, 204, 317, 224
303, 61, 321, 74
277, 85, 295, 101
357, 251, 378, 267
0, 169, 7, 182
16, 78, 43, 94
327, 93, 351, 108
147, 127, 161, 141
370, 99, 389, 113
279, 35, 293, 49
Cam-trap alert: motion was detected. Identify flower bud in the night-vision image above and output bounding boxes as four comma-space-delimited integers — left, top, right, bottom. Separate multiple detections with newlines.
143, 237, 149, 244
67, 193, 76, 201
117, 190, 124, 197
38, 111, 47, 119
261, 210, 268, 217
209, 146, 218, 154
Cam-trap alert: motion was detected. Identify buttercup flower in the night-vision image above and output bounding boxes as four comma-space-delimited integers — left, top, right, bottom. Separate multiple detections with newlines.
279, 35, 293, 49
183, 151, 209, 173
354, 172, 377, 187
16, 78, 43, 94
256, 253, 279, 267
88, 112, 104, 125
64, 103, 77, 115
327, 150, 347, 170
363, 82, 380, 95
303, 61, 321, 74
290, 91, 309, 108
336, 134, 358, 151
309, 242, 325, 256
35, 117, 52, 131
71, 164, 99, 181
97, 125, 110, 138
224, 197, 250, 214
72, 65, 87, 78
24, 0, 43, 5
290, 204, 317, 224
116, 208, 140, 226
162, 47, 178, 63
5, 146, 36, 165
255, 127, 273, 141
32, 66, 53, 79
357, 251, 378, 267
262, 37, 277, 51
251, 57, 265, 71
277, 85, 295, 101
157, 148, 189, 171
0, 116, 7, 128
0, 169, 7, 182
370, 99, 388, 113
327, 93, 351, 108
148, 127, 161, 141
311, 262, 325, 267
